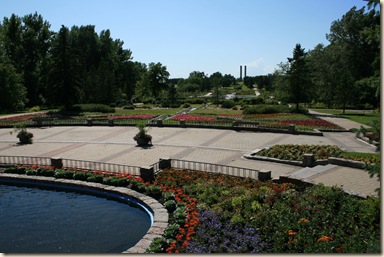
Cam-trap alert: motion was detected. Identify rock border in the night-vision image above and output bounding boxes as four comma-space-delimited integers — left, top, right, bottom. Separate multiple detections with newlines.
0, 173, 168, 253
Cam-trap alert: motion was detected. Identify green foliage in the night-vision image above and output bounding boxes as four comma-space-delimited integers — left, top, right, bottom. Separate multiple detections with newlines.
67, 104, 115, 113
54, 169, 75, 179
146, 237, 168, 253
4, 166, 26, 174
73, 171, 93, 181
243, 104, 292, 114
15, 128, 33, 144
86, 175, 104, 183
221, 100, 236, 109
255, 144, 343, 161
0, 61, 27, 113
164, 199, 177, 212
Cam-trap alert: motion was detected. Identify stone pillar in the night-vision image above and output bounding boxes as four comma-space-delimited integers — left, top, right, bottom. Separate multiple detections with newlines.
51, 157, 63, 169
159, 158, 172, 170
303, 153, 315, 167
140, 166, 154, 182
288, 124, 295, 134
108, 119, 114, 126
258, 169, 271, 182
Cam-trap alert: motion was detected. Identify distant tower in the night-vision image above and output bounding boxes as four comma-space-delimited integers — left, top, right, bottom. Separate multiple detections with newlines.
240, 65, 243, 80
244, 65, 247, 78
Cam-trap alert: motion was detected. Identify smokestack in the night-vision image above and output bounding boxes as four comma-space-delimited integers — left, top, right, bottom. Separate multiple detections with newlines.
240, 65, 242, 80
244, 65, 247, 78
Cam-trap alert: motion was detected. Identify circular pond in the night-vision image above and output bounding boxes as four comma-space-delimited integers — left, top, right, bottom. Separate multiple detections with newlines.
0, 182, 152, 253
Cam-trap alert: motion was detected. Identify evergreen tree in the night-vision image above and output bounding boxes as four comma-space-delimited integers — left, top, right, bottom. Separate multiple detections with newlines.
48, 25, 80, 109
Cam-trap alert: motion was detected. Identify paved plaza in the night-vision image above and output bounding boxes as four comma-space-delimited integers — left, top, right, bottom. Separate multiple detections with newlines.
0, 114, 379, 198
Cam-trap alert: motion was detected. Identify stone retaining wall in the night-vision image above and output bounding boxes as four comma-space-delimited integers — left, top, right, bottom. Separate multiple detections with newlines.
0, 173, 168, 253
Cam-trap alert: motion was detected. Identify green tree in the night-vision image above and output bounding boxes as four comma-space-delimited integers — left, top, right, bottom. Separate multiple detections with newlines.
278, 43, 312, 111
48, 25, 80, 109
0, 60, 27, 112
19, 13, 51, 107
140, 62, 170, 100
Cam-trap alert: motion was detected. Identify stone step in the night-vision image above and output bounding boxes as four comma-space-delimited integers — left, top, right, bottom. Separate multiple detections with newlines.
288, 164, 338, 179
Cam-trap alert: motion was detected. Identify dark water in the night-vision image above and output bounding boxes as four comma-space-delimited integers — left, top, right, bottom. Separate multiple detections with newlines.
0, 183, 152, 253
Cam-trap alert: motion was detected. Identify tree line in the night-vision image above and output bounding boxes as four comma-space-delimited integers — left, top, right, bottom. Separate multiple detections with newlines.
0, 0, 380, 113
272, 2, 380, 112
0, 12, 175, 112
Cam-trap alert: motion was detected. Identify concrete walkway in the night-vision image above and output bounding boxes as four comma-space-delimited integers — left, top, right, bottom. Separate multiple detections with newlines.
0, 113, 379, 197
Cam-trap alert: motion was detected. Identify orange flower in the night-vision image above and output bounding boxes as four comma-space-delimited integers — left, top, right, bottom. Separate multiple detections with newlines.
298, 218, 309, 224
288, 230, 298, 236
317, 235, 333, 242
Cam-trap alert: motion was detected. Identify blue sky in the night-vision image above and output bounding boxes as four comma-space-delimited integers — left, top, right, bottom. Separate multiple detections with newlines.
0, 0, 369, 78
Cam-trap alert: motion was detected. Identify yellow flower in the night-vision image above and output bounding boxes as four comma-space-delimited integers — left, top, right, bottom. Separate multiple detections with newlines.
288, 229, 298, 236
317, 235, 333, 242
298, 218, 309, 224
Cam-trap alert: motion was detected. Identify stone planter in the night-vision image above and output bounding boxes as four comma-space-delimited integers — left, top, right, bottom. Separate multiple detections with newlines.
135, 137, 152, 146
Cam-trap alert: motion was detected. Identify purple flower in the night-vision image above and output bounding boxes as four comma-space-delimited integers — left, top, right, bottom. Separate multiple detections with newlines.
185, 210, 267, 253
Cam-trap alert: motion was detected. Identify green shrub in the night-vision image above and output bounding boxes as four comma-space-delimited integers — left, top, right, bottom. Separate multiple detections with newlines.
16, 129, 33, 144
130, 180, 147, 192
36, 167, 55, 177
164, 199, 177, 212
71, 104, 115, 113
54, 169, 75, 179
163, 191, 175, 201
146, 185, 162, 199
184, 98, 206, 104
123, 104, 135, 109
4, 166, 26, 174
25, 168, 37, 175
73, 171, 92, 181
181, 103, 191, 108
241, 97, 265, 105
87, 175, 104, 183
243, 104, 290, 114
146, 237, 168, 253
163, 223, 180, 239
221, 100, 236, 109
29, 106, 41, 112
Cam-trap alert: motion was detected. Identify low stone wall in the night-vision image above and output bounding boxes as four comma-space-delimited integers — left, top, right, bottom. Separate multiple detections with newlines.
245, 151, 367, 170
0, 173, 168, 254
328, 157, 366, 169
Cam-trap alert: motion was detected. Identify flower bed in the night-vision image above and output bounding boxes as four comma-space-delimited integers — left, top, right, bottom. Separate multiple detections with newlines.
255, 144, 343, 161
253, 144, 380, 164
0, 112, 49, 121
108, 114, 157, 120
170, 114, 215, 122
2, 165, 380, 253
152, 169, 379, 253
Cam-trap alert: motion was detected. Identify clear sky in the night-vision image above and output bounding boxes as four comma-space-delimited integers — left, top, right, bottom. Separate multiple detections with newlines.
0, 0, 369, 78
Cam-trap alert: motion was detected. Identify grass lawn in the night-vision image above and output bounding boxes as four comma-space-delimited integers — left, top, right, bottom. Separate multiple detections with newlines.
312, 109, 380, 126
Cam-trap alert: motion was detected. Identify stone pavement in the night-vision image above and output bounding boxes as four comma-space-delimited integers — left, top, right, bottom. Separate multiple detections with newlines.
0, 113, 379, 197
